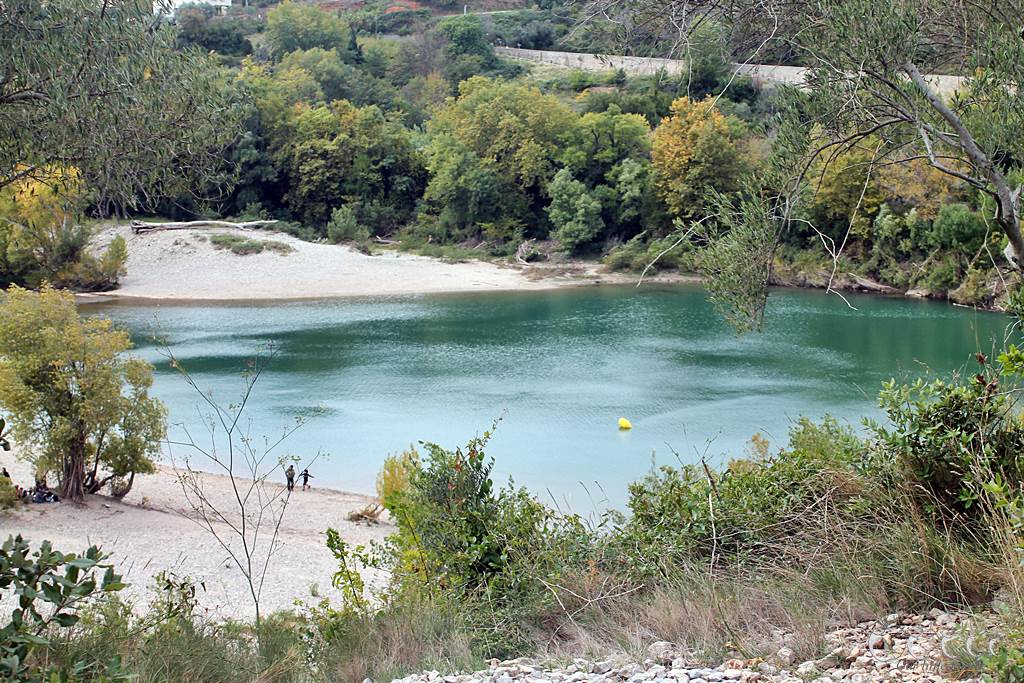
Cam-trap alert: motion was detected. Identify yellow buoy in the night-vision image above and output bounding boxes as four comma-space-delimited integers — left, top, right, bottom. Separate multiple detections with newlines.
618, 417, 633, 430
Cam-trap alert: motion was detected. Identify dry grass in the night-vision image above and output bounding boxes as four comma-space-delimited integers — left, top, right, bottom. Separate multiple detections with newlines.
524, 563, 884, 666
318, 601, 479, 682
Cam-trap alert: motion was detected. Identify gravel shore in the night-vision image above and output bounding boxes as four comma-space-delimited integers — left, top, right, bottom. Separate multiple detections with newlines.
391, 609, 992, 683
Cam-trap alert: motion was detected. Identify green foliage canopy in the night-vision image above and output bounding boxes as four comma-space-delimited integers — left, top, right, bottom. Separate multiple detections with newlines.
0, 286, 166, 501
0, 0, 243, 214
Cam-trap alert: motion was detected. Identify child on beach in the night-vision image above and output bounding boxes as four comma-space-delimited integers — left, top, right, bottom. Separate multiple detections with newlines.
300, 468, 313, 491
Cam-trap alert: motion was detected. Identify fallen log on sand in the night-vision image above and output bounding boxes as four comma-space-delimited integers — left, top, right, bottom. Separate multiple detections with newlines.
845, 272, 899, 294
130, 219, 279, 234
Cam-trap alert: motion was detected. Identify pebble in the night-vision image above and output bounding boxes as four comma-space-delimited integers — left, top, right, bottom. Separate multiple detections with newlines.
389, 610, 990, 683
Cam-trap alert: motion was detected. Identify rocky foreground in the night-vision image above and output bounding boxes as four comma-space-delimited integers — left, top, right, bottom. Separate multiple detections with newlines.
391, 610, 995, 683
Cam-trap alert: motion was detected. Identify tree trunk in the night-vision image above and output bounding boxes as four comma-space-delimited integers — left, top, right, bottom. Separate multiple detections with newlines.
111, 469, 135, 499
130, 219, 279, 234
905, 62, 1024, 266
61, 420, 87, 501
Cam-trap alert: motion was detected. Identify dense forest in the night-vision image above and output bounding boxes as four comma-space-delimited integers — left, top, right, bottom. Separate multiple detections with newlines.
1, 0, 1012, 310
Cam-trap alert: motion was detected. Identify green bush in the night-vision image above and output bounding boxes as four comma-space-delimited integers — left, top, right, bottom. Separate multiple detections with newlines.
208, 233, 294, 256
0, 536, 126, 681
0, 476, 17, 509
326, 206, 370, 244
951, 266, 994, 306
920, 254, 961, 294
983, 631, 1024, 682
619, 417, 877, 574
379, 428, 594, 655
874, 358, 1024, 530
928, 203, 987, 253
604, 234, 693, 273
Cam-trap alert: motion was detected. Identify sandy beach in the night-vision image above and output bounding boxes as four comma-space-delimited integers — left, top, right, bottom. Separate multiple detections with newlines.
81, 223, 698, 302
0, 456, 392, 621
85, 223, 647, 302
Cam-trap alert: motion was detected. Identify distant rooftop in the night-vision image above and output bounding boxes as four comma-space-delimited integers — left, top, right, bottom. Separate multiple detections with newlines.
154, 0, 233, 15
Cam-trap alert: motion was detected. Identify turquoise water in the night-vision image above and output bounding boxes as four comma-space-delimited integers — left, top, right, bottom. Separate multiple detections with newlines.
90, 285, 1010, 512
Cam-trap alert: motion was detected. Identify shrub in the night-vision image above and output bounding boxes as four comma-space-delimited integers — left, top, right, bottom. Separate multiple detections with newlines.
619, 417, 877, 574
920, 254, 961, 294
381, 428, 594, 655
928, 203, 987, 253
0, 536, 126, 681
326, 206, 371, 244
951, 266, 994, 306
604, 234, 692, 273
0, 477, 17, 509
873, 357, 1024, 530
208, 233, 293, 255
376, 446, 418, 507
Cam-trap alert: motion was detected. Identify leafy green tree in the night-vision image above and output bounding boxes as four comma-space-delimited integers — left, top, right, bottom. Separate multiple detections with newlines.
1, 0, 242, 214
607, 157, 655, 231
282, 101, 426, 230
175, 6, 256, 57
238, 58, 324, 138
401, 73, 451, 125
265, 1, 354, 60
805, 138, 886, 240
0, 286, 167, 501
556, 107, 657, 244
279, 48, 352, 102
279, 48, 400, 110
438, 15, 493, 62
560, 106, 651, 186
928, 203, 987, 254
424, 77, 575, 236
546, 169, 605, 252
421, 137, 503, 238
387, 32, 448, 88
435, 15, 522, 86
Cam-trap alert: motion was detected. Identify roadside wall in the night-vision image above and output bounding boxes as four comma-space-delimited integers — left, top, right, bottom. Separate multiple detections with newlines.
495, 46, 962, 95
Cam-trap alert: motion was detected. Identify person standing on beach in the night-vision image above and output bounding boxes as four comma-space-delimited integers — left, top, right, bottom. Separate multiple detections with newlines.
285, 465, 295, 493
300, 468, 313, 491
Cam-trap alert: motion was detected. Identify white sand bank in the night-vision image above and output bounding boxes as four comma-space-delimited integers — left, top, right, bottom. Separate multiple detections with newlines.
88, 224, 557, 301
1, 457, 391, 622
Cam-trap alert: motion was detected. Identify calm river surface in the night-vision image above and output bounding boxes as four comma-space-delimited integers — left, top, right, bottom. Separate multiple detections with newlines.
91, 285, 1009, 511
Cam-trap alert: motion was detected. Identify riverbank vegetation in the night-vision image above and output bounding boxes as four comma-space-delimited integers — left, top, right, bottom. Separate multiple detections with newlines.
4, 0, 1018, 309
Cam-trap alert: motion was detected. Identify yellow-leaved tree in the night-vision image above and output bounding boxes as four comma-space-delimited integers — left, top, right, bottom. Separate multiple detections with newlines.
0, 167, 127, 290
0, 285, 166, 500
651, 96, 749, 221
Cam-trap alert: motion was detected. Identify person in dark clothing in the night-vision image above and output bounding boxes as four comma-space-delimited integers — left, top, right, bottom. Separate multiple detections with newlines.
300, 468, 313, 491
285, 465, 296, 492
0, 467, 9, 481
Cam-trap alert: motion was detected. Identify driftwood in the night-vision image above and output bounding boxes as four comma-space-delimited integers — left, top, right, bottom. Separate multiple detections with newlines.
374, 235, 399, 245
130, 219, 279, 235
515, 238, 536, 265
845, 272, 899, 294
